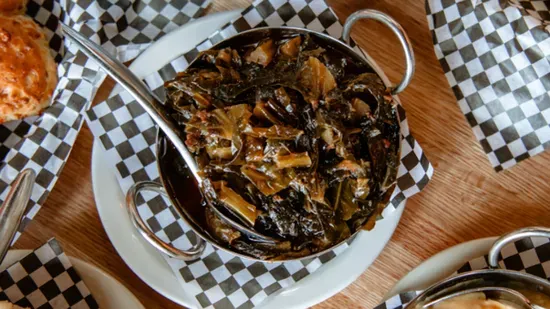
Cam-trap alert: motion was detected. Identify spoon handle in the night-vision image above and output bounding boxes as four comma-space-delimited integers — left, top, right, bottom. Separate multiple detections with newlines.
64, 24, 282, 245
61, 23, 201, 183
0, 169, 36, 263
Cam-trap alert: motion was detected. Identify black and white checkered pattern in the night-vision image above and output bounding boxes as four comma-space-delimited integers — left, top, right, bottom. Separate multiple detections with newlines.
86, 0, 433, 307
508, 0, 550, 26
374, 291, 420, 309
460, 235, 550, 277
426, 0, 550, 171
66, 0, 211, 62
0, 239, 98, 309
0, 0, 209, 244
377, 235, 550, 308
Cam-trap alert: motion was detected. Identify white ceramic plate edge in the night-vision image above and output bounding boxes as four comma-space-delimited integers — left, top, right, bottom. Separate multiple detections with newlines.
91, 143, 193, 306
1, 250, 144, 309
91, 10, 406, 309
384, 237, 497, 301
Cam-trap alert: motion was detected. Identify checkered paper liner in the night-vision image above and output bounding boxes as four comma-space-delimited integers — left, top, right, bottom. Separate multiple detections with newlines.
0, 238, 98, 309
376, 235, 550, 308
67, 0, 211, 63
426, 0, 550, 171
0, 0, 209, 243
85, 0, 434, 308
508, 0, 550, 28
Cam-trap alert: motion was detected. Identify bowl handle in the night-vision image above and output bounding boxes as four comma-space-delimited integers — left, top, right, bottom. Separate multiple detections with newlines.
342, 9, 415, 95
488, 226, 550, 269
126, 181, 206, 261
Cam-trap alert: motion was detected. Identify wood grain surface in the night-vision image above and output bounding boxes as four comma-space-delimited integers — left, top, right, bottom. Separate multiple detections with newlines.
13, 0, 550, 308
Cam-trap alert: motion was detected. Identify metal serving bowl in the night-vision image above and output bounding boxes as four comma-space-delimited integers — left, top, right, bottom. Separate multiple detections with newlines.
405, 227, 550, 308
125, 9, 415, 262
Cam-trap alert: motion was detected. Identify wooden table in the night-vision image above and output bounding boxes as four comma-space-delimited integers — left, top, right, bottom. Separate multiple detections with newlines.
13, 0, 550, 308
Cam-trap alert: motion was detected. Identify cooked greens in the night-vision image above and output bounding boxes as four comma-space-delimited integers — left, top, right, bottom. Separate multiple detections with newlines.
164, 33, 400, 260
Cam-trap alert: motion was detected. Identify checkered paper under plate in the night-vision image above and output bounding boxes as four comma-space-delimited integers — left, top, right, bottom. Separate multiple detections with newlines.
426, 0, 550, 171
0, 0, 210, 244
376, 235, 550, 308
508, 0, 550, 28
86, 0, 434, 308
0, 239, 98, 309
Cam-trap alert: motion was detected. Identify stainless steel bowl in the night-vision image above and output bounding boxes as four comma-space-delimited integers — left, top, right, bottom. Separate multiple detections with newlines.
126, 9, 415, 262
405, 227, 550, 308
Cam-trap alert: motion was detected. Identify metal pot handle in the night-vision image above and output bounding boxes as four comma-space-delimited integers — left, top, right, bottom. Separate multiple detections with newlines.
0, 169, 36, 263
488, 226, 550, 268
126, 181, 206, 261
342, 9, 415, 95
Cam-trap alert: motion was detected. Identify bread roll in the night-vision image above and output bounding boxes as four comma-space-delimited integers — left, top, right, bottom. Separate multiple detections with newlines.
0, 0, 29, 16
0, 14, 57, 123
0, 301, 27, 309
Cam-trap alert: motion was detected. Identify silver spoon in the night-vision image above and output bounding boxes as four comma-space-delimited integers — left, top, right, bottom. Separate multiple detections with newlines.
418, 287, 543, 309
0, 169, 36, 263
61, 23, 279, 244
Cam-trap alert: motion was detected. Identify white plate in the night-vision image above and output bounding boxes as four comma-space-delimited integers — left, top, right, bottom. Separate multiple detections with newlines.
91, 10, 405, 309
1, 250, 144, 309
384, 237, 498, 300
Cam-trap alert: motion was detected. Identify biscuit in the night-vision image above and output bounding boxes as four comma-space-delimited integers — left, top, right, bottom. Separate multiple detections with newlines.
0, 14, 58, 123
0, 0, 29, 16
0, 301, 27, 309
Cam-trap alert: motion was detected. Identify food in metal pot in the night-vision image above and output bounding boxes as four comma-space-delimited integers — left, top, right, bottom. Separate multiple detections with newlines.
0, 301, 28, 309
429, 293, 518, 309
164, 33, 400, 260
427, 290, 550, 309
518, 289, 550, 308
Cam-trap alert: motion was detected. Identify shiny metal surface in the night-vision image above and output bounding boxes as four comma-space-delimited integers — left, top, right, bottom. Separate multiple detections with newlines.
61, 23, 201, 183
422, 287, 533, 309
126, 181, 206, 261
0, 169, 36, 263
488, 227, 550, 269
405, 227, 550, 308
405, 269, 550, 308
342, 9, 415, 95
208, 199, 280, 244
